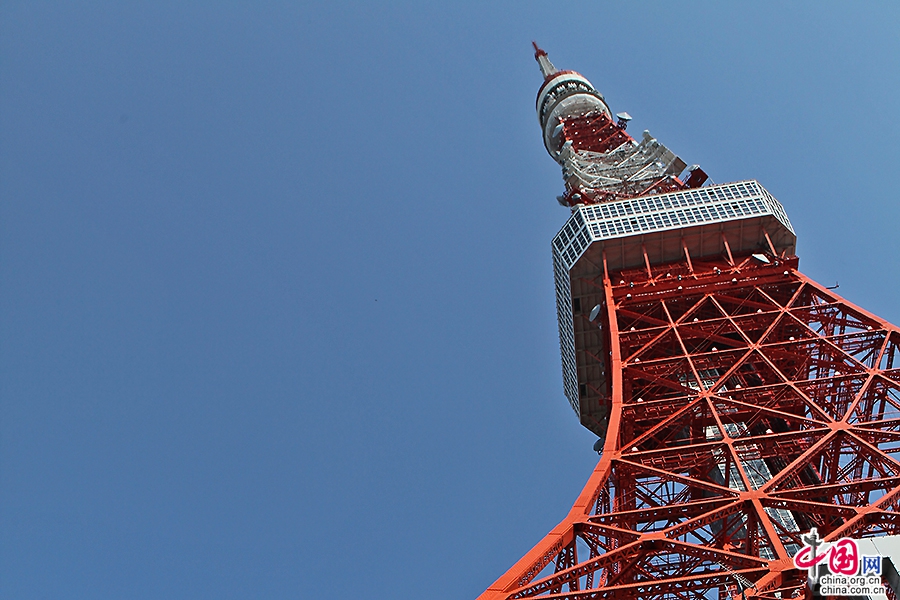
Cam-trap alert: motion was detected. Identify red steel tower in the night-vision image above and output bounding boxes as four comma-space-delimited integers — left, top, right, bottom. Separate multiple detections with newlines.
478, 45, 900, 600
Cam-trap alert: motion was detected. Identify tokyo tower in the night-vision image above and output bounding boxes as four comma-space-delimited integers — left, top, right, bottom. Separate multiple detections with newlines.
477, 44, 900, 600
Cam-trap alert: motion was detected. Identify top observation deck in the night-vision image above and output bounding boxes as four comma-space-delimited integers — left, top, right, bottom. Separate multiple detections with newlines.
552, 180, 796, 431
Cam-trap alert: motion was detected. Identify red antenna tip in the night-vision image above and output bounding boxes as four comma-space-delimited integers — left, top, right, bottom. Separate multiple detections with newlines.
532, 41, 547, 58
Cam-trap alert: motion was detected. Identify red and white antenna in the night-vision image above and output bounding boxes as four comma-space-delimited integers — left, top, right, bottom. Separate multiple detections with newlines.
532, 41, 558, 79
532, 45, 704, 206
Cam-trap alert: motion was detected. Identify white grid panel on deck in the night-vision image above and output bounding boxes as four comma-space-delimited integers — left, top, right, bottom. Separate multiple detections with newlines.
553, 251, 579, 413
552, 180, 794, 272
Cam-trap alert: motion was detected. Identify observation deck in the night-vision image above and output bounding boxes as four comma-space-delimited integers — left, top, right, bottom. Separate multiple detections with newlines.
553, 180, 796, 435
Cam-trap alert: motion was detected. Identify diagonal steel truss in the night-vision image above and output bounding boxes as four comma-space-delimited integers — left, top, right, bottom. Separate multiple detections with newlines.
480, 254, 900, 600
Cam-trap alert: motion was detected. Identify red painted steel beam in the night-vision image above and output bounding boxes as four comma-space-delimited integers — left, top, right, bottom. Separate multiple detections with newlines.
479, 258, 900, 599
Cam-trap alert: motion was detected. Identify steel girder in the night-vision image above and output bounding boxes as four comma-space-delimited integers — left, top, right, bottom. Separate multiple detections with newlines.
479, 256, 900, 600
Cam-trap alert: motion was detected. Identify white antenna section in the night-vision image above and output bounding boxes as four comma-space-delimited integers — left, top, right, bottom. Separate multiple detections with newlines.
532, 41, 558, 78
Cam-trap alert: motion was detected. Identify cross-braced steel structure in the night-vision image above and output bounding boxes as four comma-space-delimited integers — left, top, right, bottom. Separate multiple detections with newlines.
478, 45, 900, 600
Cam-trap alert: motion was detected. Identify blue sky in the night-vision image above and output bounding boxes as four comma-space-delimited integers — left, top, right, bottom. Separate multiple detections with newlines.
2, 2, 899, 598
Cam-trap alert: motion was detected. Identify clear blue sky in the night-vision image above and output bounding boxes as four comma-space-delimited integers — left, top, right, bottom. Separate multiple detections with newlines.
2, 2, 899, 598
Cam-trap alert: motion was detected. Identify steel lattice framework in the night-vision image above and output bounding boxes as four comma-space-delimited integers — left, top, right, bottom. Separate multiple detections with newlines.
481, 254, 900, 599
477, 46, 900, 600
